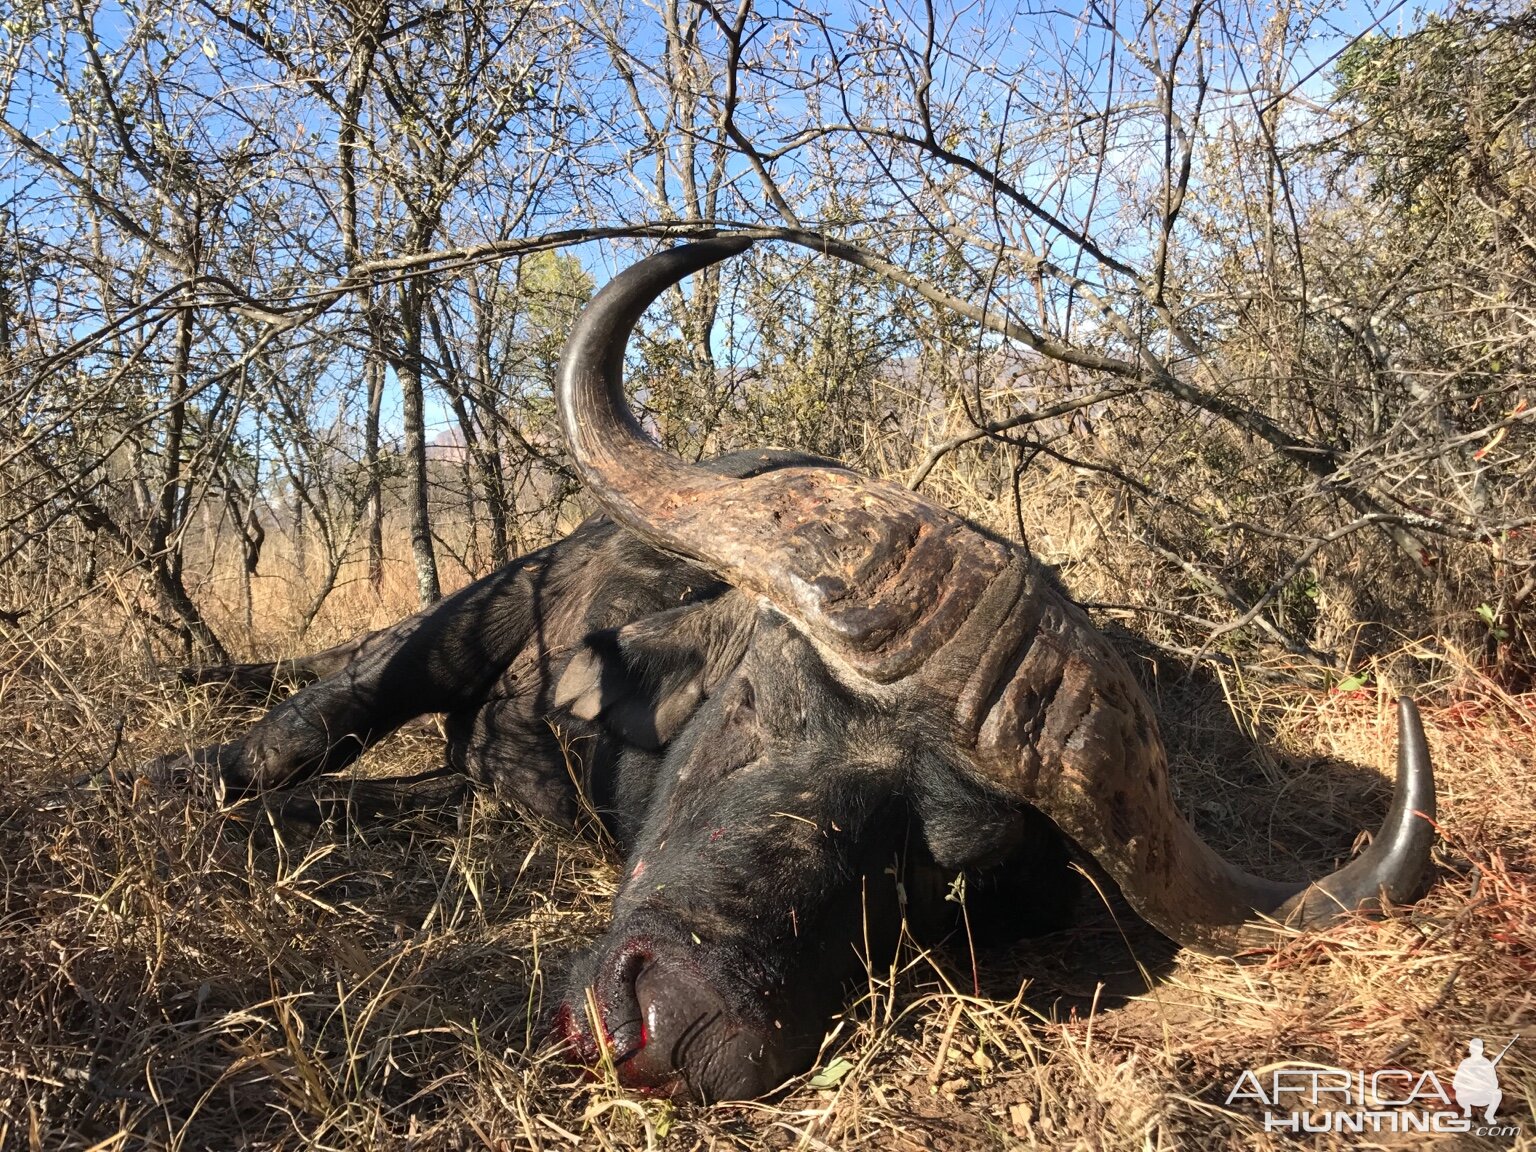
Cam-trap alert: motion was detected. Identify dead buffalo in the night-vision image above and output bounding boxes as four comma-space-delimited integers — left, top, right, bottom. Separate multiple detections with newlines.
142, 238, 1436, 1104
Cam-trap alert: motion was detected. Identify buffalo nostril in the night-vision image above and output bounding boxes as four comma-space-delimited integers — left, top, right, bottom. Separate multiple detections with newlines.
596, 943, 651, 1062
613, 962, 724, 1096
625, 963, 783, 1102
560, 941, 652, 1069
561, 943, 795, 1101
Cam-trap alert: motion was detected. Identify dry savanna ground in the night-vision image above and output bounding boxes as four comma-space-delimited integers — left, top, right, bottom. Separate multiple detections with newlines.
2, 519, 1533, 1152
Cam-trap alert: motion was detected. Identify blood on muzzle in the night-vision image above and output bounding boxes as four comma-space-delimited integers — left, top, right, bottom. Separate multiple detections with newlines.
559, 936, 796, 1103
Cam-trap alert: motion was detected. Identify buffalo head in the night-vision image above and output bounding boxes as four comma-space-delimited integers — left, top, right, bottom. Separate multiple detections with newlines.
549, 239, 1436, 1101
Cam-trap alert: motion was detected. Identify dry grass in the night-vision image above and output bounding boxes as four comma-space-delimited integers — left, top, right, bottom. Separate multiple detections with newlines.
2, 513, 1533, 1151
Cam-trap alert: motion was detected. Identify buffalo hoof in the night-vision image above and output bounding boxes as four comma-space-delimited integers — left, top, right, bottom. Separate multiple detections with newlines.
71, 746, 224, 795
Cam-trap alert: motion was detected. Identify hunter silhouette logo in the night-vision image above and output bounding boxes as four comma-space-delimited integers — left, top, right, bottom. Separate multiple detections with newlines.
1454, 1037, 1515, 1122
1226, 1038, 1521, 1136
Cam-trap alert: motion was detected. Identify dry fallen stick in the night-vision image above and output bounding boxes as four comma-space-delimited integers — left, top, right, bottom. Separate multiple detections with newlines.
928, 1000, 965, 1085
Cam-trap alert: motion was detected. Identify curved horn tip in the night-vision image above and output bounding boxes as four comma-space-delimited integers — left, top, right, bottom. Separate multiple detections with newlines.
1400, 694, 1431, 786
554, 233, 765, 556
1222, 694, 1439, 949
645, 236, 755, 273
561, 237, 756, 374
1395, 694, 1436, 822
1309, 693, 1438, 923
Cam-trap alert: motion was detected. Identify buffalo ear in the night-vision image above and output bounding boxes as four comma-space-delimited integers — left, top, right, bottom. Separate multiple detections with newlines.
554, 642, 615, 724
554, 595, 750, 750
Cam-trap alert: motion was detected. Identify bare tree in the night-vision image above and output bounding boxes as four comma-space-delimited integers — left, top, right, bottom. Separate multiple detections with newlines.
4, 0, 1532, 679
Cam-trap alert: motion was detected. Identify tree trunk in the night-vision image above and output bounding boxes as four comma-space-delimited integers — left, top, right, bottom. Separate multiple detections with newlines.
471, 290, 512, 567
397, 280, 441, 605
152, 304, 227, 660
364, 340, 386, 590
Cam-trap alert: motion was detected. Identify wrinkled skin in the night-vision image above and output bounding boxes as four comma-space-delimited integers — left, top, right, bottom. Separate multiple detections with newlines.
144, 451, 1076, 1102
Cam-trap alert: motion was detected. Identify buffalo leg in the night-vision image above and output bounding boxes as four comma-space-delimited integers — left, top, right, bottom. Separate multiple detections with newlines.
154, 545, 565, 794
173, 632, 382, 702
444, 696, 593, 826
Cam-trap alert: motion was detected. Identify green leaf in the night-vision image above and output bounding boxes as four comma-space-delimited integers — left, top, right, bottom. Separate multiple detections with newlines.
652, 1103, 673, 1139
1476, 603, 1510, 640
1336, 672, 1372, 692
809, 1057, 854, 1089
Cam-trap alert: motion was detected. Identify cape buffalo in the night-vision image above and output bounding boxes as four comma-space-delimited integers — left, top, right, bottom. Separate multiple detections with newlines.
143, 238, 1436, 1103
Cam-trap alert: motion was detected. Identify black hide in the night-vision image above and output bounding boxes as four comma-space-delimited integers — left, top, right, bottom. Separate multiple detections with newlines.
146, 450, 1077, 1102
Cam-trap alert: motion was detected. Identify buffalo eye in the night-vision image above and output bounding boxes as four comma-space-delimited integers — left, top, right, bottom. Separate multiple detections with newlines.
680, 676, 763, 783
729, 679, 756, 723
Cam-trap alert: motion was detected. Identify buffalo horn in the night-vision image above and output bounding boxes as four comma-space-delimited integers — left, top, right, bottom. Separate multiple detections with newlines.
555, 240, 1437, 953
555, 238, 1015, 683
